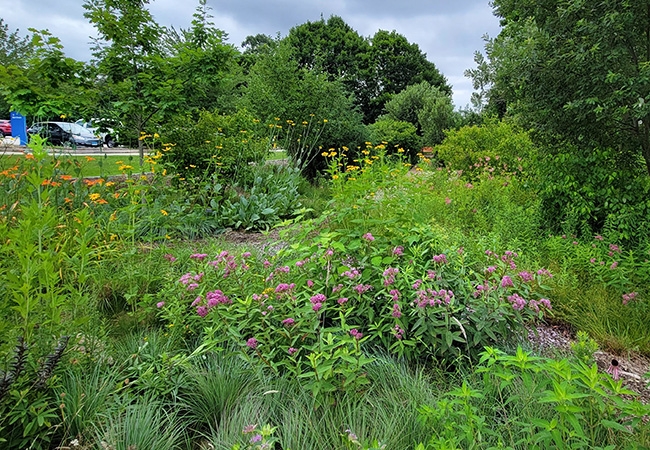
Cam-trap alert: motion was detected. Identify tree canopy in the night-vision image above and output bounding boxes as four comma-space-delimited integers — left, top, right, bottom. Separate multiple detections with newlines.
480, 0, 650, 176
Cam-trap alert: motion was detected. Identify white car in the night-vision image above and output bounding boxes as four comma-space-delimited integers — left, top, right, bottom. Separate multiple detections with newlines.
75, 119, 118, 148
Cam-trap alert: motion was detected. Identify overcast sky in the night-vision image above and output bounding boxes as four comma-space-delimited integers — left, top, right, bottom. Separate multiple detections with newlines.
1, 0, 501, 108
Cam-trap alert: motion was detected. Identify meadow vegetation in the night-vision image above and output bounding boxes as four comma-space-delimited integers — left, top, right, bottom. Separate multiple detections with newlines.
0, 0, 649, 448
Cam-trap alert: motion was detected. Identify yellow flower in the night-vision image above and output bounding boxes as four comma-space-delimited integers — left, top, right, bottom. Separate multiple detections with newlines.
397, 148, 405, 153
109, 211, 117, 221
323, 119, 328, 123
332, 174, 339, 180
119, 165, 133, 171
89, 193, 101, 201
161, 209, 168, 216
153, 133, 159, 139
60, 114, 66, 119
322, 152, 329, 157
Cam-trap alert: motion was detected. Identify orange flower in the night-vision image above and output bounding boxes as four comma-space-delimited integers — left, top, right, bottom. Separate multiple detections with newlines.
59, 175, 73, 181
85, 156, 95, 162
97, 198, 108, 204
64, 197, 73, 204
25, 153, 35, 160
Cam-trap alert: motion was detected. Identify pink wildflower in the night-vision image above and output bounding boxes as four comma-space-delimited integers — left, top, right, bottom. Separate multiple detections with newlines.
337, 297, 348, 305
349, 329, 363, 340
246, 338, 258, 349
288, 347, 297, 355
392, 246, 404, 256
500, 275, 514, 288
196, 306, 208, 317
362, 232, 375, 241
156, 301, 165, 308
163, 254, 177, 262
190, 253, 208, 261
282, 318, 296, 326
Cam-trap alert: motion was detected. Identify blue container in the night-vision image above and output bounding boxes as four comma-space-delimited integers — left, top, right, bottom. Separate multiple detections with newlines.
10, 111, 27, 145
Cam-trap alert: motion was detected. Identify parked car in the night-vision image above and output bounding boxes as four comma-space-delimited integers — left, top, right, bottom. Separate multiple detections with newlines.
75, 119, 118, 147
27, 122, 102, 147
0, 119, 11, 137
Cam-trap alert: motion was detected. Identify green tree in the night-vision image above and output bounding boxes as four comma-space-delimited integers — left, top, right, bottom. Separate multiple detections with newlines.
161, 0, 241, 114
365, 30, 451, 123
0, 28, 89, 119
486, 0, 650, 176
242, 40, 366, 177
384, 81, 458, 148
240, 33, 276, 73
84, 0, 175, 161
285, 18, 451, 124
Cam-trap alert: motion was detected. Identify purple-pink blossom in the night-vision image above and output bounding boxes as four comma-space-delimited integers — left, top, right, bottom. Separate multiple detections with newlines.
392, 246, 404, 256
196, 306, 208, 317
349, 329, 363, 340
353, 284, 373, 295
362, 232, 375, 241
507, 293, 527, 311
282, 318, 296, 326
156, 301, 165, 308
246, 338, 258, 349
288, 347, 297, 355
164, 254, 177, 262
432, 254, 448, 264
518, 271, 534, 283
392, 303, 402, 318
622, 292, 638, 305
338, 297, 348, 305
190, 253, 208, 261
500, 275, 514, 288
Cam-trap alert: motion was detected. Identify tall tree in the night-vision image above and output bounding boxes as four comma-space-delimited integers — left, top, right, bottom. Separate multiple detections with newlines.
285, 18, 451, 124
486, 0, 650, 176
365, 30, 451, 123
0, 28, 89, 119
84, 0, 174, 161
0, 20, 35, 116
162, 0, 241, 114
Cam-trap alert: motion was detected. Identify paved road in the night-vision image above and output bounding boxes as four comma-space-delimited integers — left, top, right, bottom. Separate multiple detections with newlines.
0, 141, 140, 156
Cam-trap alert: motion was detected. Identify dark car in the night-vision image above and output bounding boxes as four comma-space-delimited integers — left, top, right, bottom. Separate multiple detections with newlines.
27, 122, 102, 147
0, 119, 11, 137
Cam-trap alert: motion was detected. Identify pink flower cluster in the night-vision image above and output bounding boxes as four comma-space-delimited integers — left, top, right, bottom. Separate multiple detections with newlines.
393, 324, 404, 340
349, 329, 363, 340
208, 251, 240, 278
415, 288, 454, 307
528, 298, 552, 312
622, 292, 638, 305
362, 232, 375, 241
432, 254, 448, 264
518, 271, 534, 283
383, 267, 399, 286
275, 283, 296, 294
507, 293, 527, 310
342, 267, 361, 279
391, 303, 402, 318
310, 293, 326, 312
353, 284, 373, 295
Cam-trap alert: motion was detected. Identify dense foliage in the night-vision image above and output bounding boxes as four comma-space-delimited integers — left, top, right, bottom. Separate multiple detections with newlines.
0, 1, 650, 449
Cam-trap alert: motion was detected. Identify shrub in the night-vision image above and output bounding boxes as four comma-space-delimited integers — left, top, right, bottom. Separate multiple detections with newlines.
436, 118, 535, 181
160, 108, 268, 184
367, 117, 421, 161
